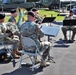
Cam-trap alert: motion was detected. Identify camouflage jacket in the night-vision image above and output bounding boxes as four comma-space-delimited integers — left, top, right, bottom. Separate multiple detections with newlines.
8, 16, 16, 24
20, 20, 44, 40
0, 23, 5, 33
20, 20, 44, 49
0, 23, 6, 43
5, 22, 19, 34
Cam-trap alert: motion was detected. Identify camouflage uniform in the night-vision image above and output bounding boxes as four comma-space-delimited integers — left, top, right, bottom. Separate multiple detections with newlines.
8, 16, 16, 24
62, 15, 76, 40
5, 22, 20, 36
20, 20, 51, 60
3, 22, 20, 51
0, 23, 6, 44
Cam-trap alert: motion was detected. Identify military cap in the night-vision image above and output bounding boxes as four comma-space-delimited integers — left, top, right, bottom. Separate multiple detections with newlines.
28, 11, 35, 17
11, 9, 16, 13
69, 10, 73, 13
0, 13, 5, 19
32, 8, 37, 12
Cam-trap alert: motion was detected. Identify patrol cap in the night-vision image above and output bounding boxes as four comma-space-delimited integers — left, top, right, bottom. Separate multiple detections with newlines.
0, 13, 5, 19
32, 8, 37, 12
28, 11, 35, 17
11, 9, 16, 13
69, 10, 73, 13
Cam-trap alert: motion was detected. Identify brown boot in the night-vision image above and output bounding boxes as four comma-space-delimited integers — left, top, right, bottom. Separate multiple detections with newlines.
40, 61, 50, 67
16, 50, 22, 56
11, 50, 20, 59
35, 56, 41, 64
13, 54, 20, 59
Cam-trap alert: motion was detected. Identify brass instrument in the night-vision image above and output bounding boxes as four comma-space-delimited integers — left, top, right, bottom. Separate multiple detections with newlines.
35, 14, 47, 24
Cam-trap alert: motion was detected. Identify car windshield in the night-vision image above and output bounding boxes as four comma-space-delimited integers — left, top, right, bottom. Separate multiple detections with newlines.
1, 0, 7, 3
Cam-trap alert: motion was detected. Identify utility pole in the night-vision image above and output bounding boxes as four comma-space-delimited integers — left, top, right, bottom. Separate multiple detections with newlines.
70, 0, 72, 10
1, 4, 4, 13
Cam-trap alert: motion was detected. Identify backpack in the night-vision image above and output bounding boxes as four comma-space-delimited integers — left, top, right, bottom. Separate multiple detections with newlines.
0, 48, 12, 63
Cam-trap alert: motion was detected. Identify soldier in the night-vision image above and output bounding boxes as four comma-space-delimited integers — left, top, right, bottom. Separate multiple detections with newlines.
0, 13, 21, 59
20, 11, 51, 67
62, 10, 76, 42
5, 22, 22, 50
8, 9, 17, 24
31, 8, 43, 24
0, 13, 6, 43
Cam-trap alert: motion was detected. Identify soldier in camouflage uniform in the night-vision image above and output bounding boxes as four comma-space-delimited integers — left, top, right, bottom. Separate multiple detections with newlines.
62, 10, 76, 42
31, 8, 43, 24
0, 13, 6, 44
8, 9, 17, 24
0, 13, 21, 59
20, 11, 51, 67
5, 22, 22, 58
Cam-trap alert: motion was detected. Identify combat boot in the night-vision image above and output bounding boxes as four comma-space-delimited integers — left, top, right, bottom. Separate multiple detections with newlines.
35, 56, 41, 64
40, 61, 50, 67
11, 50, 20, 59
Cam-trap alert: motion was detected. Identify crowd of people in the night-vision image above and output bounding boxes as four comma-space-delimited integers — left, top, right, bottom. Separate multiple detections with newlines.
0, 8, 76, 67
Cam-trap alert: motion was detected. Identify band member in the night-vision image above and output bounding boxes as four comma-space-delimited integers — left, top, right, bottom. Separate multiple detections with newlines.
8, 9, 17, 24
20, 11, 51, 67
62, 10, 76, 42
4, 29, 21, 59
0, 13, 6, 39
31, 8, 43, 24
0, 13, 21, 59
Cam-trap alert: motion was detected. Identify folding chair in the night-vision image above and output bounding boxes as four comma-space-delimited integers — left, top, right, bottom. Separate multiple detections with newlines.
19, 36, 44, 71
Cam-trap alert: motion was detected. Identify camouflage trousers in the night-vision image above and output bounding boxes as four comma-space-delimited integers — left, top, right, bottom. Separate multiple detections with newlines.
34, 39, 51, 60
4, 35, 20, 51
40, 41, 51, 60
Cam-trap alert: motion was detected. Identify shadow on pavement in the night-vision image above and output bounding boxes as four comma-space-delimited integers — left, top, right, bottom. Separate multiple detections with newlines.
53, 39, 70, 48
2, 66, 44, 75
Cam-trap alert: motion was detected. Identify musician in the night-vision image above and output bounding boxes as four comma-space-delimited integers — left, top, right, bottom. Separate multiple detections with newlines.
20, 11, 51, 67
31, 8, 43, 24
0, 13, 21, 59
0, 13, 6, 40
62, 10, 76, 42
4, 29, 21, 59
8, 9, 17, 24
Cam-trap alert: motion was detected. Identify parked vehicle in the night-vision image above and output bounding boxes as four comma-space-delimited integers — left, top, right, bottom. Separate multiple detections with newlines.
0, 0, 36, 11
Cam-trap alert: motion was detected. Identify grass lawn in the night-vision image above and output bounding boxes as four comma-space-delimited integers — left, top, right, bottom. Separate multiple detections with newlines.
4, 9, 65, 22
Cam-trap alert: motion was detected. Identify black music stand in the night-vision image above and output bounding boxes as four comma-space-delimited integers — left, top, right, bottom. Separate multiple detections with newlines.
41, 25, 60, 41
42, 17, 56, 41
63, 19, 76, 26
42, 17, 56, 23
63, 19, 76, 43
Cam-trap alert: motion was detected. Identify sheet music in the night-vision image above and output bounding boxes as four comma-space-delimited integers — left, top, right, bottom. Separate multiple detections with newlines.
41, 25, 60, 36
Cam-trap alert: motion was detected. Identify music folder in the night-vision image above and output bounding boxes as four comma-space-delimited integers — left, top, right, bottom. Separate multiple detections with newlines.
41, 25, 60, 37
63, 19, 76, 26
42, 17, 56, 23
